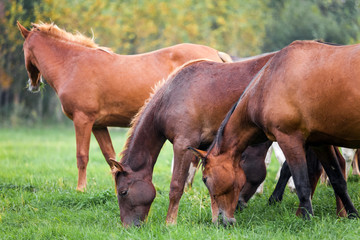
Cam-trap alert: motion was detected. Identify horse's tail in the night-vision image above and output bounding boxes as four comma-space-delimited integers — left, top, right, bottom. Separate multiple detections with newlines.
218, 51, 233, 63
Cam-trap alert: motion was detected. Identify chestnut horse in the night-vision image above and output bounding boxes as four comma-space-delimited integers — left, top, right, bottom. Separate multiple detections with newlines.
107, 52, 276, 226
193, 40, 359, 224
17, 22, 231, 191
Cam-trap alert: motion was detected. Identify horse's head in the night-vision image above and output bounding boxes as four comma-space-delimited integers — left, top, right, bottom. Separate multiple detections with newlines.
17, 21, 43, 93
108, 159, 156, 227
189, 147, 246, 226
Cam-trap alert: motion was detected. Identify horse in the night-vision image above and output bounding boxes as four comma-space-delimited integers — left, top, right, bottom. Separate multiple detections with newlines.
16, 21, 231, 191
107, 52, 277, 226
191, 40, 359, 225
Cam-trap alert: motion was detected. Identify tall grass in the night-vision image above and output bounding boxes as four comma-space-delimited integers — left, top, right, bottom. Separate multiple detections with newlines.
0, 126, 359, 239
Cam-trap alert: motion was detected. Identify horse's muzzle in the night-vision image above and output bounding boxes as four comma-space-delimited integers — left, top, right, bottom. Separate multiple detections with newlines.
213, 209, 236, 227
28, 77, 42, 93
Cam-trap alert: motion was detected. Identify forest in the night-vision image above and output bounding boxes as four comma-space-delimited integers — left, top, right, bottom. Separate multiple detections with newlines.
1, 0, 359, 125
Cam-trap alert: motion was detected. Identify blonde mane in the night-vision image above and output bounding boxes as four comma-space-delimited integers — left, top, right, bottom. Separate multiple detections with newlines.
31, 22, 113, 52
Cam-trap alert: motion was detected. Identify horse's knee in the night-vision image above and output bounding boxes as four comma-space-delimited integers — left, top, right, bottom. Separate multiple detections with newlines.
76, 154, 89, 169
169, 181, 184, 201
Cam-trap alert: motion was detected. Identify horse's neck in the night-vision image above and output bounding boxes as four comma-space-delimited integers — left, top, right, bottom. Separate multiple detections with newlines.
30, 35, 89, 92
218, 99, 258, 157
122, 114, 166, 176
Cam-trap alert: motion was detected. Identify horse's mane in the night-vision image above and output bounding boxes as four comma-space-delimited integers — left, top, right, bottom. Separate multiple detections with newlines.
206, 100, 240, 157
206, 56, 273, 157
119, 58, 215, 163
315, 39, 343, 46
31, 22, 113, 52
232, 51, 279, 63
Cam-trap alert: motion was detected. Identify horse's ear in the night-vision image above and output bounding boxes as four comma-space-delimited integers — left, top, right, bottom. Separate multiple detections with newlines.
107, 158, 124, 172
187, 147, 207, 160
31, 23, 39, 29
17, 21, 30, 39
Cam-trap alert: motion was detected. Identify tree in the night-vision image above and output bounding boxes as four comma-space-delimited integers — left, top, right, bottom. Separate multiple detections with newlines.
0, 0, 44, 124
262, 0, 360, 52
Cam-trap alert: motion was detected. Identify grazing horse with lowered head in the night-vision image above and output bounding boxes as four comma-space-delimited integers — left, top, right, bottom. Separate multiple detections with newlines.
17, 21, 231, 191
107, 52, 276, 226
191, 40, 359, 225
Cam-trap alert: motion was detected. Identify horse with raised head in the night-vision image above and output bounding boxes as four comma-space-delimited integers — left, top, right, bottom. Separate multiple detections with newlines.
107, 52, 277, 226
16, 21, 231, 191
192, 40, 359, 225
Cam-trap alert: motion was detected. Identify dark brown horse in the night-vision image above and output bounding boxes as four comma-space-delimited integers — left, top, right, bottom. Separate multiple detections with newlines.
17, 21, 231, 191
107, 52, 276, 226
193, 40, 359, 224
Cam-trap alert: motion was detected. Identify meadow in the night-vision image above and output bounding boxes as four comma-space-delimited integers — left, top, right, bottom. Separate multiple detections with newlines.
0, 125, 359, 239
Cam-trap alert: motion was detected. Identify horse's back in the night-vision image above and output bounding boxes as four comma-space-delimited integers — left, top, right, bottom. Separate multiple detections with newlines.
253, 41, 360, 144
131, 43, 222, 64
157, 57, 274, 142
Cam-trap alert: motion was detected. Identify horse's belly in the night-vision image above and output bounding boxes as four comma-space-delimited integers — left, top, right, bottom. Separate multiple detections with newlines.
94, 114, 133, 127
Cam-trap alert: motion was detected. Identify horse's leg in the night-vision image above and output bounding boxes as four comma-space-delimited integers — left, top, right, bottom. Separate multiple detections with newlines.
293, 147, 323, 216
273, 142, 296, 192
92, 127, 116, 168
342, 147, 355, 178
171, 155, 198, 190
352, 149, 360, 176
255, 144, 273, 195
166, 141, 194, 224
333, 146, 347, 217
276, 134, 313, 219
273, 142, 285, 180
319, 170, 328, 185
268, 161, 292, 204
312, 145, 358, 218
184, 156, 199, 190
73, 114, 94, 191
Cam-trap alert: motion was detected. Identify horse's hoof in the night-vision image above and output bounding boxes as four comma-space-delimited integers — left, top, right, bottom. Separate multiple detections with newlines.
221, 215, 236, 228
165, 219, 177, 226
348, 212, 359, 219
76, 187, 86, 192
268, 195, 282, 205
236, 200, 247, 211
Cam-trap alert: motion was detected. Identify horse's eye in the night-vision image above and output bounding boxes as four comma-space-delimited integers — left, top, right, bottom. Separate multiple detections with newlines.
202, 177, 208, 184
119, 190, 128, 197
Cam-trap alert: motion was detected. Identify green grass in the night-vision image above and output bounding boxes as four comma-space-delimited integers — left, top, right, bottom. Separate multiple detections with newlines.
0, 126, 359, 239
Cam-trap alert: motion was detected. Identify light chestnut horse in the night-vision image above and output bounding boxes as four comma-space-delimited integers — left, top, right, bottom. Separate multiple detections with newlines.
193, 40, 359, 224
17, 22, 231, 191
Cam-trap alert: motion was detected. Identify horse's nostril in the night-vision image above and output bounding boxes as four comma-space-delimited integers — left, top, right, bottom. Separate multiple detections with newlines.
202, 177, 208, 184
133, 219, 142, 228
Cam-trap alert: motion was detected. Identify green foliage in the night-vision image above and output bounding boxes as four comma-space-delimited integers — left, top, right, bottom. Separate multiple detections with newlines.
0, 126, 360, 239
29, 0, 268, 56
1, 0, 360, 125
1, 0, 269, 125
262, 0, 360, 51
